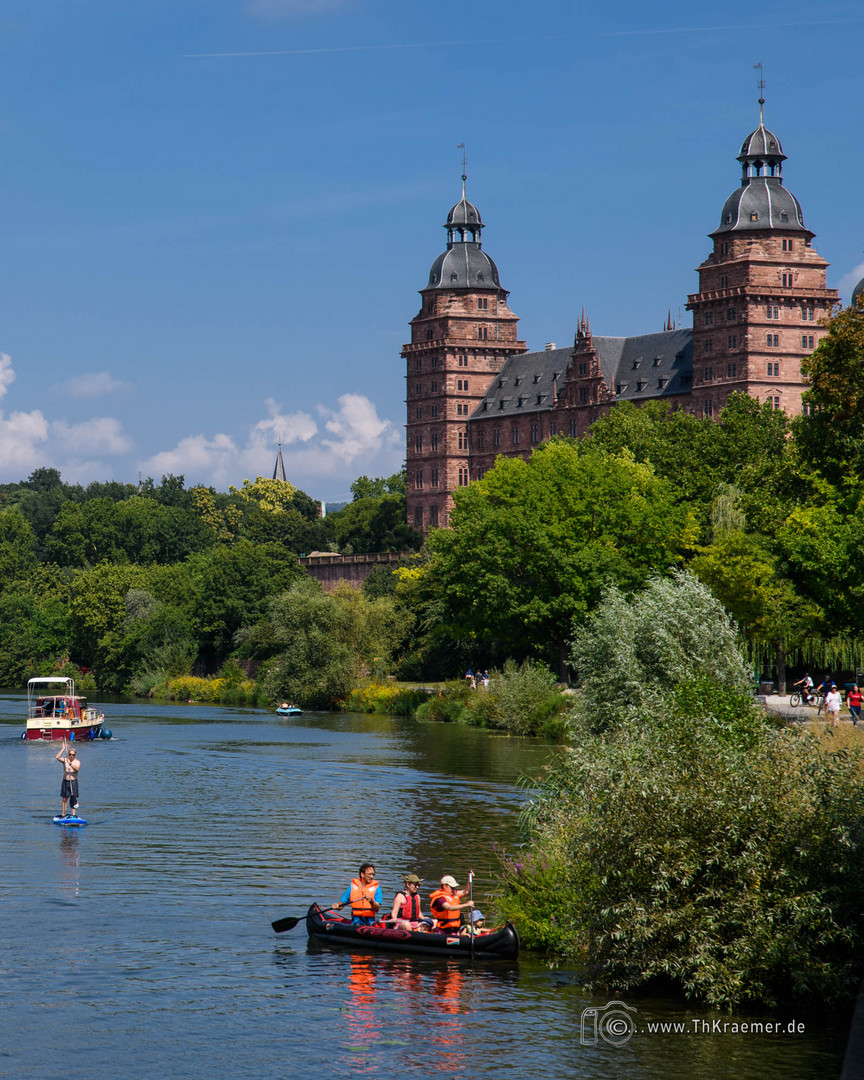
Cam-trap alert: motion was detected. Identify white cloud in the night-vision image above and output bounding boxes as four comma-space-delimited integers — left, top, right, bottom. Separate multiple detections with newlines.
0, 353, 15, 401
50, 371, 133, 399
837, 262, 864, 304
0, 353, 135, 484
141, 392, 402, 495
50, 417, 133, 456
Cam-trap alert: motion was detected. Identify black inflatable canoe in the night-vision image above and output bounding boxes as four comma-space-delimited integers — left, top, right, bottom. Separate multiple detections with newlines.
305, 903, 519, 960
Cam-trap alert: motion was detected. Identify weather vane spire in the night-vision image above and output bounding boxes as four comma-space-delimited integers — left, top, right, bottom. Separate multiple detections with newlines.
457, 142, 467, 198
753, 62, 765, 122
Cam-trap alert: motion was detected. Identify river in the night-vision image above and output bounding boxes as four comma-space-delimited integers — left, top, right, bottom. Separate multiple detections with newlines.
0, 697, 849, 1079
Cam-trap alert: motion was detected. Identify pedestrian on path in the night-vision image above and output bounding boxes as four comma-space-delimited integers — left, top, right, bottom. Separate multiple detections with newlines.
824, 685, 842, 726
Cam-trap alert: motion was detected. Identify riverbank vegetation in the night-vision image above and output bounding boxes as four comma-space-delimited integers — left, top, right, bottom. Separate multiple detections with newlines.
497, 573, 864, 1008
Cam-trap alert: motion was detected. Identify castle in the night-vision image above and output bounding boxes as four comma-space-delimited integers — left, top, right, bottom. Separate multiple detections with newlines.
403, 103, 859, 532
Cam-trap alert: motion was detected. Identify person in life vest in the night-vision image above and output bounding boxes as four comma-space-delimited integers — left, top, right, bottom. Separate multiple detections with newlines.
333, 862, 382, 925
429, 875, 473, 932
388, 873, 428, 931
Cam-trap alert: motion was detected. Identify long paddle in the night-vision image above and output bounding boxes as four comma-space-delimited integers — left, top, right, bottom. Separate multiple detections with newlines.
468, 870, 475, 960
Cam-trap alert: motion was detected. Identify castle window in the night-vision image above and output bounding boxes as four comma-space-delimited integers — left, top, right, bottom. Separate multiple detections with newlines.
767, 362, 780, 376
720, 241, 729, 255
431, 380, 438, 393
450, 273, 458, 281
431, 468, 439, 488
579, 387, 589, 403
727, 334, 737, 349
458, 431, 468, 450
802, 307, 814, 321
414, 435, 423, 452
511, 426, 520, 446
704, 312, 715, 326
430, 405, 438, 417
477, 297, 488, 310
577, 362, 588, 375
569, 420, 578, 437
414, 471, 423, 490
414, 507, 423, 527
476, 431, 485, 449
426, 328, 434, 339
702, 400, 714, 418
430, 434, 439, 452
477, 327, 488, 340
458, 354, 468, 366
704, 341, 714, 354
782, 238, 794, 252
749, 213, 759, 221
477, 273, 484, 281
720, 275, 729, 288
456, 403, 467, 415
457, 379, 468, 391
415, 382, 422, 394
782, 272, 794, 287
550, 422, 559, 436
727, 308, 737, 321
493, 428, 501, 447
458, 467, 469, 487
724, 214, 733, 224
802, 335, 814, 349
767, 333, 779, 347
766, 305, 779, 319
530, 424, 540, 445
727, 363, 737, 377
769, 395, 781, 409
414, 358, 422, 370
780, 213, 789, 222
704, 367, 714, 382
430, 505, 439, 526
415, 406, 422, 419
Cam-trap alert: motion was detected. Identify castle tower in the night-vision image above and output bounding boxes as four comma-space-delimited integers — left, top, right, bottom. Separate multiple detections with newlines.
687, 100, 838, 417
403, 179, 526, 530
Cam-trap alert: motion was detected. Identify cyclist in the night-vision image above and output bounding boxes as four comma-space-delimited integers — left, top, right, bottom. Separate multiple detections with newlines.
793, 673, 815, 705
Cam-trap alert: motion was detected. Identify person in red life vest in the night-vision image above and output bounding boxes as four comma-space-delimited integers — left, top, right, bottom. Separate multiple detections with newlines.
332, 862, 382, 925
429, 875, 474, 932
388, 873, 428, 930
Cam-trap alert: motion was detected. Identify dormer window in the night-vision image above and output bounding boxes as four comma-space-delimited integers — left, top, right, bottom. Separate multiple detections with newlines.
450, 273, 458, 281
749, 212, 759, 221
498, 378, 505, 387
780, 212, 789, 222
514, 377, 522, 386
652, 356, 662, 366
533, 374, 540, 384
477, 273, 484, 281
632, 360, 641, 370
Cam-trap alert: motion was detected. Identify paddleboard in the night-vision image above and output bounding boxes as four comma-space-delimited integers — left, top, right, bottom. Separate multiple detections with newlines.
53, 815, 87, 827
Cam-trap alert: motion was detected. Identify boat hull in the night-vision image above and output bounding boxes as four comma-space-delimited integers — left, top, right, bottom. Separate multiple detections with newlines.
276, 707, 302, 716
305, 903, 519, 960
24, 721, 104, 741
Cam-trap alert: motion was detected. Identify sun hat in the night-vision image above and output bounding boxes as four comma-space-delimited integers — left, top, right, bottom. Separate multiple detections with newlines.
440, 875, 460, 888
403, 873, 422, 885
470, 910, 485, 923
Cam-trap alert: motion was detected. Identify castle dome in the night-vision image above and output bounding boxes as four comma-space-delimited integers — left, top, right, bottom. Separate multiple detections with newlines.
714, 104, 809, 235
853, 275, 864, 308
424, 180, 505, 291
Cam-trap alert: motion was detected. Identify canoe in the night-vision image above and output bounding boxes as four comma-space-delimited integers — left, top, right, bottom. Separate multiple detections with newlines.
276, 706, 303, 716
305, 903, 519, 960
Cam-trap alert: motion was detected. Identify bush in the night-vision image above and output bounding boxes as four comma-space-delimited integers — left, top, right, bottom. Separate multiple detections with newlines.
343, 683, 432, 715
474, 659, 569, 736
500, 682, 864, 1008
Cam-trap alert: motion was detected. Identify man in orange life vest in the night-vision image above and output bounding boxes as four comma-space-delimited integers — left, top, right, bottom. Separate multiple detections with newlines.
333, 862, 382, 925
429, 875, 474, 933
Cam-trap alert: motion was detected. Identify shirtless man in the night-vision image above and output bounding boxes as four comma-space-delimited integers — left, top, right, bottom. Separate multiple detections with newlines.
56, 743, 81, 817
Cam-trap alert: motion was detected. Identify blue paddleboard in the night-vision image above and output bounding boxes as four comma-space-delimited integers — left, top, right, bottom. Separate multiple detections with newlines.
53, 815, 87, 827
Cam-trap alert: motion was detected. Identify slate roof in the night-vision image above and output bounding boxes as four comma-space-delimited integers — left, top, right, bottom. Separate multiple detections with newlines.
715, 177, 806, 234
472, 347, 569, 418
426, 244, 503, 291
471, 329, 693, 419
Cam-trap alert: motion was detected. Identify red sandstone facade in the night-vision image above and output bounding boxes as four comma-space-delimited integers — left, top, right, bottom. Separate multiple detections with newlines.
405, 109, 841, 531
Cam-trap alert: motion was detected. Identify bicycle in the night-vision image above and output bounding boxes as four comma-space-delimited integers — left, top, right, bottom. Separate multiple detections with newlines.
789, 689, 821, 709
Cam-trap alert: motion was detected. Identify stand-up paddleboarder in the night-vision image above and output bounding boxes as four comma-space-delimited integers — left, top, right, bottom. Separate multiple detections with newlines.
56, 741, 80, 817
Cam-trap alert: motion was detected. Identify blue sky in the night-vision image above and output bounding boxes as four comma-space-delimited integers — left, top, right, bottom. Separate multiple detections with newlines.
0, 0, 861, 500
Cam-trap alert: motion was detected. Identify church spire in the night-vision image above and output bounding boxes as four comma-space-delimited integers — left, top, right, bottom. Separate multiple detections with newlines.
273, 442, 287, 483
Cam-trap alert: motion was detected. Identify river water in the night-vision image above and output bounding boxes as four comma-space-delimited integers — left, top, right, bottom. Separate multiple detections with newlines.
0, 697, 849, 1079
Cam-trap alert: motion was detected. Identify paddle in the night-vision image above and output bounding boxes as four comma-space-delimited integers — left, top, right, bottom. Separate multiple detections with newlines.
271, 915, 302, 933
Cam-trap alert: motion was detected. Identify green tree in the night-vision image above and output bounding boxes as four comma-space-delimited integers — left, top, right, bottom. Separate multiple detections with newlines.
424, 440, 689, 675
570, 570, 751, 729
329, 495, 422, 555
797, 297, 864, 490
